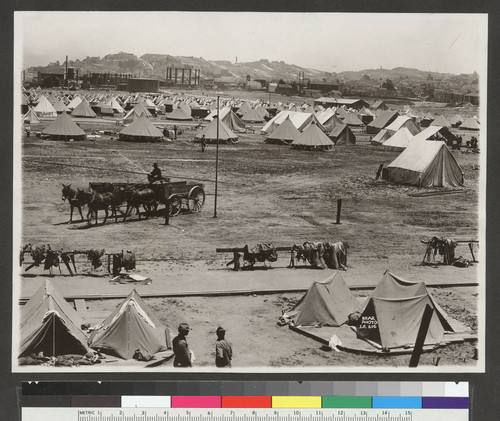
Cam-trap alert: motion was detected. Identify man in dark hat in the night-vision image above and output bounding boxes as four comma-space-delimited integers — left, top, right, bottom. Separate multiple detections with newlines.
148, 163, 163, 183
215, 326, 233, 368
173, 323, 192, 367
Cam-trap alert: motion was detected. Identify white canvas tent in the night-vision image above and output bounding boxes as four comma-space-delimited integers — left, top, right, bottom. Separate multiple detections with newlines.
385, 140, 464, 187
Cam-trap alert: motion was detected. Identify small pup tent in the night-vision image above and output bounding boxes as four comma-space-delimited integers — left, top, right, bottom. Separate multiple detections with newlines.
19, 280, 90, 357
283, 272, 361, 327
88, 290, 171, 359
385, 140, 463, 187
356, 271, 456, 350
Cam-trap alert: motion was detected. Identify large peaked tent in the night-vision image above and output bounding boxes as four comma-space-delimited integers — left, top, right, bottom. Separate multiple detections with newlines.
459, 117, 480, 131
329, 119, 356, 146
195, 117, 238, 144
283, 272, 361, 327
53, 99, 69, 114
265, 116, 301, 145
119, 115, 164, 142
261, 111, 324, 134
291, 121, 334, 151
88, 290, 171, 359
19, 280, 90, 357
34, 95, 57, 117
71, 98, 97, 118
431, 114, 452, 127
241, 108, 265, 123
42, 112, 86, 140
343, 112, 364, 127
367, 110, 399, 134
356, 271, 456, 349
384, 115, 421, 136
166, 107, 193, 121
386, 140, 463, 187
381, 127, 415, 151
22, 107, 40, 124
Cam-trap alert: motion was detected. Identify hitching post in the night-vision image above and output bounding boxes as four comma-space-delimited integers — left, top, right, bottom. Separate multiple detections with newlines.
409, 304, 434, 367
163, 196, 170, 225
336, 198, 342, 224
213, 95, 220, 218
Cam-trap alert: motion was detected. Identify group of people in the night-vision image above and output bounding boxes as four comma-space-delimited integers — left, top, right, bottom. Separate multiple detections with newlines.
172, 323, 233, 368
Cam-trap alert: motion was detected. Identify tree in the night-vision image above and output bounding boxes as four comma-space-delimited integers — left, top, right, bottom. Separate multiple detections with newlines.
382, 78, 395, 91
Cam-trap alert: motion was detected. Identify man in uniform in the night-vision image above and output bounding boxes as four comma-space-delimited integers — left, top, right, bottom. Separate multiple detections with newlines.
215, 326, 233, 368
201, 135, 206, 152
148, 163, 163, 183
173, 323, 192, 368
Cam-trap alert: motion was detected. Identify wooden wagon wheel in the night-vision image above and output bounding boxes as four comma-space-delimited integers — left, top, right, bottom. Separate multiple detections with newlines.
168, 194, 182, 216
187, 186, 205, 213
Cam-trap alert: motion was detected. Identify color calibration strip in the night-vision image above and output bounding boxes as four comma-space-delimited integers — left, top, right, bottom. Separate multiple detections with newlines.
116, 395, 467, 409
21, 382, 469, 410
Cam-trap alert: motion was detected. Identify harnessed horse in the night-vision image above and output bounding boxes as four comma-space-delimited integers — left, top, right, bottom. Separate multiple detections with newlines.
61, 184, 86, 223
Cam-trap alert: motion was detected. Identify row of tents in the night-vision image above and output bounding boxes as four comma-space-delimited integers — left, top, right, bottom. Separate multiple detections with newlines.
21, 270, 471, 360
19, 280, 170, 360
283, 270, 471, 351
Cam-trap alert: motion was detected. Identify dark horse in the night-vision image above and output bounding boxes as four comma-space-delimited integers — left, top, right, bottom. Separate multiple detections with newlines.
76, 188, 113, 225
124, 187, 158, 221
62, 184, 86, 223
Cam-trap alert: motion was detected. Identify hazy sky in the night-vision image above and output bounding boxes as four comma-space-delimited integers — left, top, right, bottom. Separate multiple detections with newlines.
16, 12, 487, 74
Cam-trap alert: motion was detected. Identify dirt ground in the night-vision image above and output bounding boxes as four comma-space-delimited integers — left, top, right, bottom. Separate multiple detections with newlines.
18, 94, 482, 370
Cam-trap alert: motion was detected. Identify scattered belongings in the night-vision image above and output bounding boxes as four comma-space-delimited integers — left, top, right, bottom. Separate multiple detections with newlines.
110, 273, 151, 285
20, 243, 136, 276
242, 244, 277, 269
289, 241, 348, 270
422, 237, 478, 266
217, 241, 349, 270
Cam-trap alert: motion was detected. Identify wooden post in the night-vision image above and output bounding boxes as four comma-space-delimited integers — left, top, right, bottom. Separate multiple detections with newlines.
336, 198, 342, 224
409, 304, 434, 367
376, 164, 384, 180
469, 242, 476, 262
164, 198, 170, 226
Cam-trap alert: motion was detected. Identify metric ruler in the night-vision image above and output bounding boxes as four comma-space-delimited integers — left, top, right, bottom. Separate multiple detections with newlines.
22, 407, 468, 421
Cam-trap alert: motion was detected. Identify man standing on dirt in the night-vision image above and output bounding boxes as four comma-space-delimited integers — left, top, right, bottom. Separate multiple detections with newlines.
215, 326, 233, 368
201, 135, 206, 152
173, 323, 192, 368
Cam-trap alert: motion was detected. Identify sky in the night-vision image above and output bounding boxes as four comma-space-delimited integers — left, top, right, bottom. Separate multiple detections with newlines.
16, 12, 487, 75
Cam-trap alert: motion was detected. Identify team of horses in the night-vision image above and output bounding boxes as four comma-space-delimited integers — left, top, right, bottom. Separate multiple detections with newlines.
61, 183, 159, 225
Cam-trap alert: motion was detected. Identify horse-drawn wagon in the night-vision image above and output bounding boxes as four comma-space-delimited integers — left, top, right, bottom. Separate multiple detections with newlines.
89, 180, 206, 217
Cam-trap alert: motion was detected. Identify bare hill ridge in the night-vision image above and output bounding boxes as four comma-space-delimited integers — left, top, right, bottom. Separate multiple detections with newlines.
30, 51, 475, 83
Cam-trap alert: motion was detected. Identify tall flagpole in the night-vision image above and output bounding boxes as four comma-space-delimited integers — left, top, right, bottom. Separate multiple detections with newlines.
213, 95, 220, 218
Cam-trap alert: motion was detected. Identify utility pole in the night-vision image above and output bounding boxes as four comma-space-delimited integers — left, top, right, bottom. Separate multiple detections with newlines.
213, 95, 220, 218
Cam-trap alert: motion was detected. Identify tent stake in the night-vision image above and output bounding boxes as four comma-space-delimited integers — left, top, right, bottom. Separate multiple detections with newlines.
336, 198, 342, 224
409, 304, 434, 367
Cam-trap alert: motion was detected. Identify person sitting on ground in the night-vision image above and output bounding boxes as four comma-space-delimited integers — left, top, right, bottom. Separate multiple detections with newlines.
215, 326, 233, 368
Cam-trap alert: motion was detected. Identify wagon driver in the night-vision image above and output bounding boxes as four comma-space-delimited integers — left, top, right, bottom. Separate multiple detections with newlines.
148, 162, 164, 183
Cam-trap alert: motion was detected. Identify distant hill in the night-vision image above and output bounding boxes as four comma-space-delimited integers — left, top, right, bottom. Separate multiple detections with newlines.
29, 52, 475, 88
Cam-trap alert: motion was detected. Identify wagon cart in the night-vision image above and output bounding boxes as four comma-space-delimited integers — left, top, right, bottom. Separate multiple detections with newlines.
149, 181, 206, 216
89, 180, 206, 217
